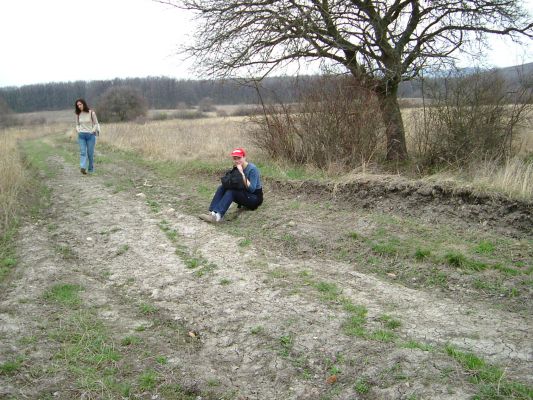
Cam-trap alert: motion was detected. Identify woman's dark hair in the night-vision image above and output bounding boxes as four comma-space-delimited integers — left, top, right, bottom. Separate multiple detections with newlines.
75, 98, 89, 115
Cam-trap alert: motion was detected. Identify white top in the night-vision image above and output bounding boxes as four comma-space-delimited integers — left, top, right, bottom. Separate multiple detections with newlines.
76, 110, 100, 134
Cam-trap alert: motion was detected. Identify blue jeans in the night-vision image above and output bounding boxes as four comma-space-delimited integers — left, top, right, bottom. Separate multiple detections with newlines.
209, 185, 263, 217
78, 132, 96, 172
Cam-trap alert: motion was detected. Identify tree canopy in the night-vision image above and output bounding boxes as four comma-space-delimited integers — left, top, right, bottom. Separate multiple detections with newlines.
159, 0, 533, 160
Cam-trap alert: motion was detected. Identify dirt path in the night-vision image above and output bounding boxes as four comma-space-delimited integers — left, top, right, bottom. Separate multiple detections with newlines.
1, 146, 531, 399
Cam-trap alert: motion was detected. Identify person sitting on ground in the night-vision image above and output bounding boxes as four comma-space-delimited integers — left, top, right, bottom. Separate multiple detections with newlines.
199, 148, 263, 223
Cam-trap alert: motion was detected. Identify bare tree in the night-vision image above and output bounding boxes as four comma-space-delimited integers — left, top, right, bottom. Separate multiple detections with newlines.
157, 0, 532, 161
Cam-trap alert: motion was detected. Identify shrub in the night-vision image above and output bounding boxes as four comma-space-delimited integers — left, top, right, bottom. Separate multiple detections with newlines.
249, 75, 385, 168
96, 86, 148, 123
408, 69, 532, 168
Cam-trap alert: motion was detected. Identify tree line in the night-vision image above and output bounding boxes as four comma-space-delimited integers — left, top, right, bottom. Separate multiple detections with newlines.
0, 75, 431, 114
0, 76, 318, 113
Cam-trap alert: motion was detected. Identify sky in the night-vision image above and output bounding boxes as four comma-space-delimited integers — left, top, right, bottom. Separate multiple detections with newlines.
1, 0, 532, 88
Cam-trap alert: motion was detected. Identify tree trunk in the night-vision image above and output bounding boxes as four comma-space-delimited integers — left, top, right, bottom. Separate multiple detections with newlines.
375, 84, 409, 161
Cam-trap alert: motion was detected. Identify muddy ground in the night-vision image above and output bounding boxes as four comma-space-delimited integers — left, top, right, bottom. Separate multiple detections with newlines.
0, 137, 531, 399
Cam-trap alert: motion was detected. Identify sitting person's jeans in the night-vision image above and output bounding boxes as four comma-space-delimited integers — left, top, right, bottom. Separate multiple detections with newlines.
209, 186, 263, 217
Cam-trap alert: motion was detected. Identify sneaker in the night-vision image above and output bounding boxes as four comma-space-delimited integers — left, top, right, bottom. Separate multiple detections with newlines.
80, 168, 87, 175
199, 213, 219, 223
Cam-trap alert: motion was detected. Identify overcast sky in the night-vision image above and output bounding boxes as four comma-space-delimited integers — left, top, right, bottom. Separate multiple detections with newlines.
1, 0, 532, 88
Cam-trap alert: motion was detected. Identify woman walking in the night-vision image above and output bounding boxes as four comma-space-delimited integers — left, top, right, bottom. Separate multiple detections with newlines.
75, 98, 100, 174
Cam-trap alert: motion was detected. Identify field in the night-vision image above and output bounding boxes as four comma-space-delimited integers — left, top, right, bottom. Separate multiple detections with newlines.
0, 110, 532, 399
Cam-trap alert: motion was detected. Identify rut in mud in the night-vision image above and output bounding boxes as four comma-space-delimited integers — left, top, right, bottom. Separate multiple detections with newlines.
0, 139, 531, 400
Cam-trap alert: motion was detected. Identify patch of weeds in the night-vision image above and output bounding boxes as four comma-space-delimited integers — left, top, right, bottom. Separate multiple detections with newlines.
445, 344, 533, 398
472, 278, 519, 297
120, 335, 142, 346
491, 263, 519, 276
207, 378, 221, 387
475, 241, 495, 255
219, 278, 232, 285
18, 335, 38, 345
401, 340, 434, 352
147, 199, 161, 213
100, 269, 112, 280
444, 252, 487, 271
54, 244, 77, 260
194, 262, 217, 277
159, 383, 198, 399
347, 231, 359, 240
281, 233, 296, 247
139, 302, 157, 315
238, 238, 251, 247
371, 241, 399, 256
414, 248, 431, 261
445, 252, 467, 268
43, 283, 84, 307
342, 306, 368, 338
0, 356, 24, 375
314, 281, 342, 302
185, 257, 201, 269
0, 255, 17, 282
134, 325, 147, 332
379, 314, 402, 330
279, 334, 294, 357
138, 369, 159, 391
155, 356, 168, 364
115, 244, 129, 256
269, 267, 289, 279
250, 326, 264, 335
426, 268, 448, 288
366, 329, 395, 342
354, 377, 370, 394
159, 220, 178, 241
301, 368, 313, 380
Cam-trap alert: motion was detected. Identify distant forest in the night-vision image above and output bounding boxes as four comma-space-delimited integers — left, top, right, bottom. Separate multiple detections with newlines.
0, 75, 424, 113
1, 63, 530, 113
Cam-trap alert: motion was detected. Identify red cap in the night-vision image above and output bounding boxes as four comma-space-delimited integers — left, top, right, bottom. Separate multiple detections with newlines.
230, 148, 246, 158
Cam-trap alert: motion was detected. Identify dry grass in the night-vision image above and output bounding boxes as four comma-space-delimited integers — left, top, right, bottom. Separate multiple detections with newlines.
98, 116, 262, 162
0, 130, 26, 231
4, 108, 533, 205
0, 123, 69, 234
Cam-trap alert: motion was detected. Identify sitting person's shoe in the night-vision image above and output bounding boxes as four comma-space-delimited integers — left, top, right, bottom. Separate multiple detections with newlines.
199, 213, 222, 223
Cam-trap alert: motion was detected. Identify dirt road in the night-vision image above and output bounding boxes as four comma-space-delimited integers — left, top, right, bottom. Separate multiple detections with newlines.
1, 138, 531, 399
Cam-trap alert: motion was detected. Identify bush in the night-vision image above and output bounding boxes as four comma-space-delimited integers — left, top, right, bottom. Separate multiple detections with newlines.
408, 69, 532, 168
249, 75, 385, 168
96, 86, 148, 123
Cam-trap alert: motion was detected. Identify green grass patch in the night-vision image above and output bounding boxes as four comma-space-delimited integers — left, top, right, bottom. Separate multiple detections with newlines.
401, 340, 434, 352
278, 334, 294, 357
115, 244, 130, 256
138, 369, 159, 390
475, 241, 495, 255
379, 314, 402, 330
120, 335, 142, 346
414, 248, 431, 261
314, 281, 342, 301
139, 302, 158, 315
445, 344, 533, 399
444, 252, 487, 271
43, 283, 84, 307
0, 356, 24, 375
354, 377, 370, 394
